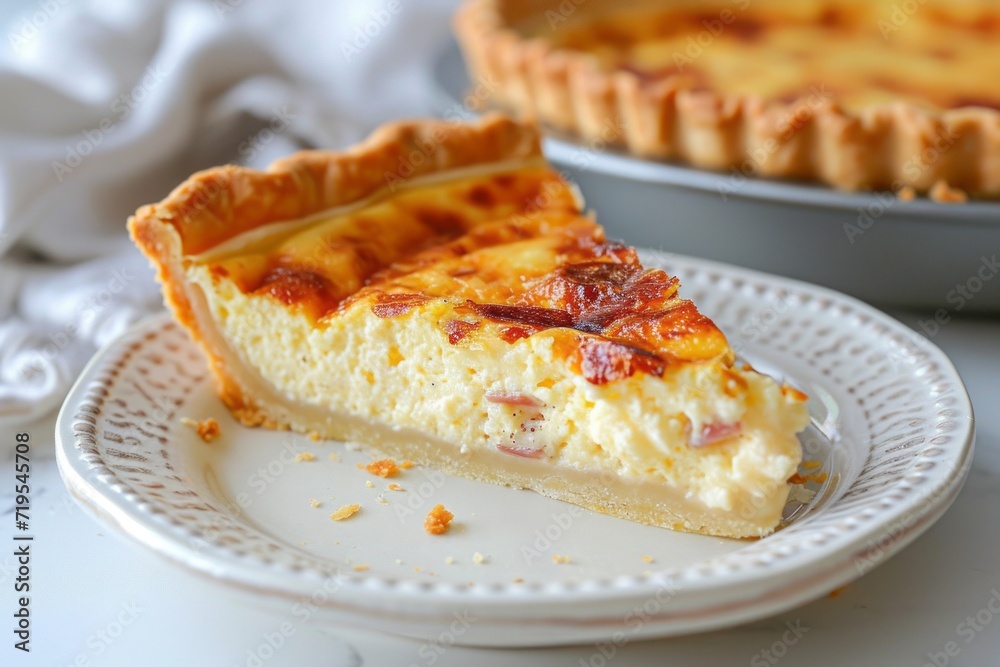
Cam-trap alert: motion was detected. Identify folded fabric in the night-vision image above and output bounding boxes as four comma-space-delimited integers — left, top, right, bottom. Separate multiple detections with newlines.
0, 0, 460, 426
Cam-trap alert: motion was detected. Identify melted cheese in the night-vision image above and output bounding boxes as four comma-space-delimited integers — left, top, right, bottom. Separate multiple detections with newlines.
539, 0, 1000, 112
190, 164, 733, 375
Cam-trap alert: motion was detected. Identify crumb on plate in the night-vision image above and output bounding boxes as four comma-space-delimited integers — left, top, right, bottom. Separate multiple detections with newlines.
294, 452, 316, 463
399, 460, 414, 469
642, 555, 654, 563
472, 552, 487, 565
930, 180, 968, 204
308, 431, 322, 442
552, 554, 571, 565
788, 471, 828, 485
788, 484, 817, 504
366, 459, 400, 478
328, 453, 340, 461
309, 499, 322, 508
896, 185, 916, 202
387, 483, 404, 491
445, 556, 455, 565
424, 504, 454, 535
352, 564, 370, 572
330, 503, 361, 521
181, 417, 221, 443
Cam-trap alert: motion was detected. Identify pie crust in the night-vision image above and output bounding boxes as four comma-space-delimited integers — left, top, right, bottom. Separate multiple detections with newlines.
453, 0, 1000, 198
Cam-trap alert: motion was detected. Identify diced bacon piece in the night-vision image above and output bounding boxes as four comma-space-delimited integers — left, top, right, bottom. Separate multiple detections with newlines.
496, 443, 546, 459
371, 293, 431, 317
485, 391, 544, 408
689, 421, 742, 447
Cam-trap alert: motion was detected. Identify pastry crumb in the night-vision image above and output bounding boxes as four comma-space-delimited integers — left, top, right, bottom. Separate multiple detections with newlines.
472, 552, 487, 565
294, 452, 316, 463
308, 431, 322, 442
414, 566, 422, 572
366, 459, 400, 478
309, 499, 322, 508
376, 494, 388, 505
399, 460, 414, 469
896, 185, 916, 202
352, 564, 370, 572
929, 180, 968, 204
552, 554, 571, 565
512, 578, 524, 584
788, 484, 817, 504
445, 556, 455, 565
788, 471, 828, 485
330, 503, 361, 521
387, 483, 404, 492
424, 504, 454, 535
642, 555, 654, 563
365, 480, 375, 489
328, 453, 340, 461
181, 417, 221, 443
801, 460, 823, 470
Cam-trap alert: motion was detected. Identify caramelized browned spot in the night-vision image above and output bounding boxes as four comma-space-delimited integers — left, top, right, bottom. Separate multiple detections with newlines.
467, 184, 496, 208
468, 301, 574, 328
500, 326, 534, 343
253, 267, 338, 320
443, 319, 478, 344
603, 301, 727, 362
575, 337, 667, 385
413, 207, 468, 235
371, 292, 431, 318
818, 7, 844, 28
729, 18, 765, 42
521, 261, 679, 327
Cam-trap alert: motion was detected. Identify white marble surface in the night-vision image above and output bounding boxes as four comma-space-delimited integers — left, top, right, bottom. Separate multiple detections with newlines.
0, 310, 997, 666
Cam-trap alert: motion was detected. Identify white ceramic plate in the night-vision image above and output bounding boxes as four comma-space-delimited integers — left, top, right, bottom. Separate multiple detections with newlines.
56, 251, 975, 647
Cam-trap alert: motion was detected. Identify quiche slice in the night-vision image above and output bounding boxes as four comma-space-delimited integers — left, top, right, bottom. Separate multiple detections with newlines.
130, 114, 809, 538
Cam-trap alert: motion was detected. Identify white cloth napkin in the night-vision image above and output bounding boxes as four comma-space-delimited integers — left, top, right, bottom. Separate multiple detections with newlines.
0, 0, 460, 426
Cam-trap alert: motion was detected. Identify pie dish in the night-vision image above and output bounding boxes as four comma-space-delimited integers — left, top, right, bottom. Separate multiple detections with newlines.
453, 0, 1000, 198
129, 114, 809, 539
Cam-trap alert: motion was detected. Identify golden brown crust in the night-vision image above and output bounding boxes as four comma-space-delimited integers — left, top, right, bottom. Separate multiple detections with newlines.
129, 114, 545, 422
453, 0, 1000, 198
131, 114, 544, 257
